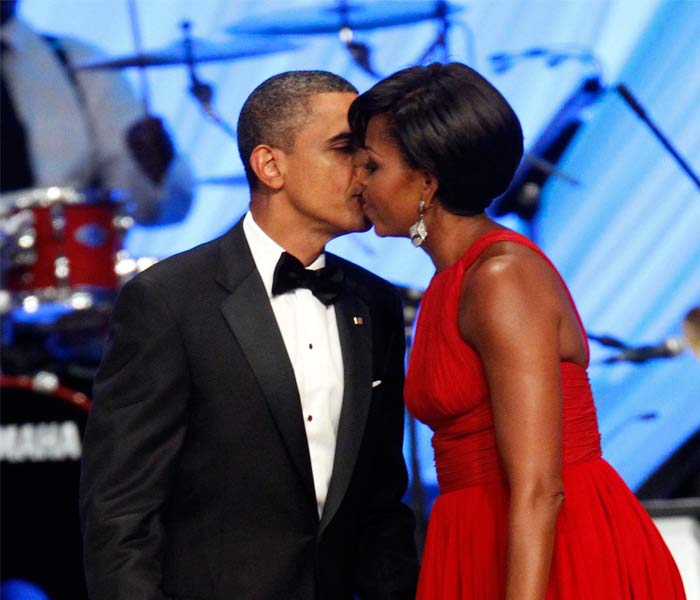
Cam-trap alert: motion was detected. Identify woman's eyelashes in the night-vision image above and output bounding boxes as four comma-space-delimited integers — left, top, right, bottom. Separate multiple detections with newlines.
351, 148, 377, 175
363, 159, 378, 174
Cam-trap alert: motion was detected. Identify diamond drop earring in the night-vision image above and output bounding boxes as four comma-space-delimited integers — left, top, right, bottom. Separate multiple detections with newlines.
409, 200, 428, 247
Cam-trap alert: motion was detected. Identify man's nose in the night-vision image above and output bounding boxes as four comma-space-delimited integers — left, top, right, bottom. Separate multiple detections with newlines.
349, 167, 366, 197
352, 161, 368, 186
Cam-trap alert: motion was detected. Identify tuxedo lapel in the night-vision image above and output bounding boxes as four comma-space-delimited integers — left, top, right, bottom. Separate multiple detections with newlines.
217, 222, 316, 503
320, 266, 373, 533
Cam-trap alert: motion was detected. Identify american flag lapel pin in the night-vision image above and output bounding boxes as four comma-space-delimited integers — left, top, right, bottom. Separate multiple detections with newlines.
353, 316, 364, 326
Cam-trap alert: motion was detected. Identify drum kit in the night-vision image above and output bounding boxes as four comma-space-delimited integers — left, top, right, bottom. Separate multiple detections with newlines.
0, 0, 463, 392
0, 186, 141, 388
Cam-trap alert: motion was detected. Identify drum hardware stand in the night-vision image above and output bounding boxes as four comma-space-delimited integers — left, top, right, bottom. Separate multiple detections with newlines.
181, 21, 237, 141
339, 26, 378, 78
338, 0, 469, 77
0, 372, 92, 409
414, 0, 452, 64
49, 202, 72, 295
0, 209, 37, 269
333, 0, 379, 78
127, 0, 152, 114
125, 1, 236, 139
399, 285, 430, 553
411, 0, 478, 67
224, 1, 465, 80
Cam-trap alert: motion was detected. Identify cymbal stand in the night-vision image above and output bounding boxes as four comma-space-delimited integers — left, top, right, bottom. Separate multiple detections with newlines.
415, 0, 451, 64
335, 0, 379, 78
180, 21, 237, 141
399, 286, 429, 553
127, 0, 151, 114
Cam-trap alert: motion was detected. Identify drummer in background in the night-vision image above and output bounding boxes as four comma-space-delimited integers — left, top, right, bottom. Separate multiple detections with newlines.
0, 0, 194, 225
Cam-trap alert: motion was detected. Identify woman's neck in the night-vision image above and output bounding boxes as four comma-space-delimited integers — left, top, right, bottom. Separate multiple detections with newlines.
421, 209, 502, 272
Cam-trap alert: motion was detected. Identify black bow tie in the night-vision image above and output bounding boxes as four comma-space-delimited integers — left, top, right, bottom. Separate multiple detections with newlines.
272, 252, 344, 306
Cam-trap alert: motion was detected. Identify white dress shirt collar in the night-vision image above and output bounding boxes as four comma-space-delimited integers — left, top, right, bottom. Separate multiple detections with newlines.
242, 211, 326, 298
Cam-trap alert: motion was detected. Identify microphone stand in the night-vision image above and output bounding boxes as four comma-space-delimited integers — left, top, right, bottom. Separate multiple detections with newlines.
180, 21, 237, 141
589, 331, 686, 364
590, 307, 700, 364
615, 84, 700, 193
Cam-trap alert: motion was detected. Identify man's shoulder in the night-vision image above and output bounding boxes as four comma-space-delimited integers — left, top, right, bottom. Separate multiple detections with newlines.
132, 230, 229, 289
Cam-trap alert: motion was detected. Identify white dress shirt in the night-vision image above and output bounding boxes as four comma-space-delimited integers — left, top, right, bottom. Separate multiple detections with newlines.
243, 212, 344, 517
0, 18, 193, 225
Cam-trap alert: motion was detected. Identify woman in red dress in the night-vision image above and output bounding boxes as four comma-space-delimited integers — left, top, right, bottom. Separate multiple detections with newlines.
348, 62, 685, 599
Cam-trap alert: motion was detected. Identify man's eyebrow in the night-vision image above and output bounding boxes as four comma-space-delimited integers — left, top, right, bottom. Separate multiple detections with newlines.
327, 132, 353, 144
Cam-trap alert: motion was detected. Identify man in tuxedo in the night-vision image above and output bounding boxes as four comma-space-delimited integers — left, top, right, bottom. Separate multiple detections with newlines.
80, 70, 419, 600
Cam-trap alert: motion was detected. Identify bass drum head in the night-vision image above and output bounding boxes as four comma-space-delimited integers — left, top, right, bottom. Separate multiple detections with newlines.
1, 378, 90, 600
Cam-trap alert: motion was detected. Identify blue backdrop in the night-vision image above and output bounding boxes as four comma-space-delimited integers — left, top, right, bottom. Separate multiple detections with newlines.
21, 0, 700, 493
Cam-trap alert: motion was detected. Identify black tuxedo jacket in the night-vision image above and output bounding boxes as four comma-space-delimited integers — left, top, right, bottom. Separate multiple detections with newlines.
80, 220, 418, 600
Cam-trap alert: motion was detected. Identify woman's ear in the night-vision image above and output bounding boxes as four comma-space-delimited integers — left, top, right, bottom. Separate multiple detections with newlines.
250, 145, 285, 190
421, 170, 439, 208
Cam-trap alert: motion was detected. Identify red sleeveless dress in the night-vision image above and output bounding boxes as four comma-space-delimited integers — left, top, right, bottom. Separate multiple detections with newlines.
405, 230, 685, 599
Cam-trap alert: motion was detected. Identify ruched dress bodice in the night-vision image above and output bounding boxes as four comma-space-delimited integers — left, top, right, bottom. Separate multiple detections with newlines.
405, 230, 685, 599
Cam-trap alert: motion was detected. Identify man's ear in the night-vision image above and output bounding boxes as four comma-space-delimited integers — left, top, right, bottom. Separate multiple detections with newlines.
250, 145, 285, 190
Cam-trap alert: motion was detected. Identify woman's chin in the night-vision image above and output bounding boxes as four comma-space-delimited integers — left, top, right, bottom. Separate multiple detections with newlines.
369, 221, 388, 237
371, 222, 401, 238
363, 211, 401, 237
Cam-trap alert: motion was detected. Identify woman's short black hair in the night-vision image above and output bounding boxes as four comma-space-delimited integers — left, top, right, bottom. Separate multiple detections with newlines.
348, 62, 523, 215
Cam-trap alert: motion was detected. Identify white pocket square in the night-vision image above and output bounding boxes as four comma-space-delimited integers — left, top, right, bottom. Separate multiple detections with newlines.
372, 380, 382, 388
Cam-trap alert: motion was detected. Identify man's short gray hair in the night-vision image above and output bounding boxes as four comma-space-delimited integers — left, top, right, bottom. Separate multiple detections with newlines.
237, 70, 357, 188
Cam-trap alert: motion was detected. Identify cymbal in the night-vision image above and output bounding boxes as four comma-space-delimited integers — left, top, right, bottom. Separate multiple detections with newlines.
196, 174, 248, 186
225, 1, 463, 35
74, 37, 298, 70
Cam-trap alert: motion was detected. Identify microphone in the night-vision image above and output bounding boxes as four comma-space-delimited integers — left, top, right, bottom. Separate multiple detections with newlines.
604, 337, 685, 364
594, 307, 700, 365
